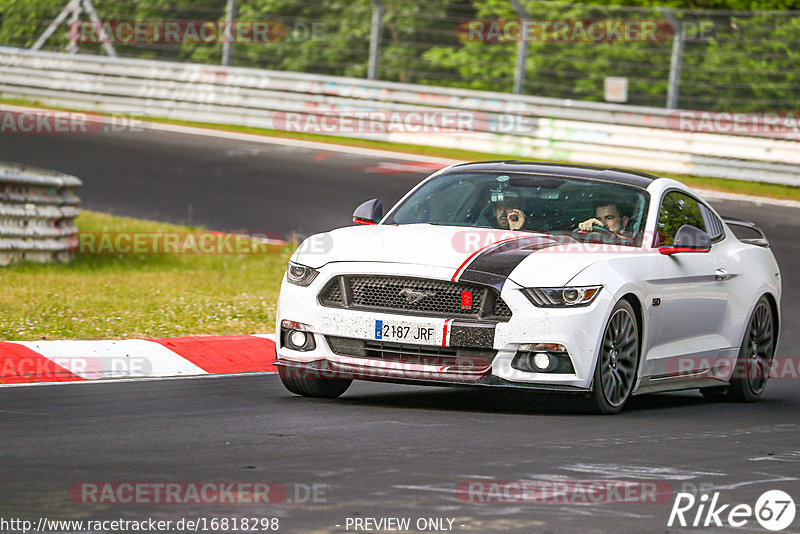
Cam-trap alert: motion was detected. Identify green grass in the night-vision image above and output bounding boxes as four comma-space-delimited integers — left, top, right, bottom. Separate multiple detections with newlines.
4, 96, 800, 201
661, 174, 800, 201
0, 211, 291, 340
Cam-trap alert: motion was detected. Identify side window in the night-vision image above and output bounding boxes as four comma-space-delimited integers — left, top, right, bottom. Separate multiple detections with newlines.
700, 204, 725, 241
656, 192, 706, 246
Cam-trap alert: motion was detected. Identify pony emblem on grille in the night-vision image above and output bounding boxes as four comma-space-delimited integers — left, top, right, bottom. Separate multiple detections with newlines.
398, 288, 437, 305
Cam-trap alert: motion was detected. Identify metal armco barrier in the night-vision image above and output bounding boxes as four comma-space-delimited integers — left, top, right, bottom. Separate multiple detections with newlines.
0, 162, 81, 265
1, 47, 799, 186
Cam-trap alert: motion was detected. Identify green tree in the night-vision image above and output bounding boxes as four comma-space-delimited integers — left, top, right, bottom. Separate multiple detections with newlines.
2, 0, 799, 110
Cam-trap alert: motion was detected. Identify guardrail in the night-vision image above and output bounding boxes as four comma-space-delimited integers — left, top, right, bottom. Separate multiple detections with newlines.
0, 162, 81, 265
1, 47, 799, 186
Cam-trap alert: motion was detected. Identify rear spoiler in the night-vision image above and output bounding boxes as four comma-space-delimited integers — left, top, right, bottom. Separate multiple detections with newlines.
722, 216, 769, 247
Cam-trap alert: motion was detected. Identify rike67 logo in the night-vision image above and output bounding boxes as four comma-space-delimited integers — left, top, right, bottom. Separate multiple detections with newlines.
668, 490, 796, 531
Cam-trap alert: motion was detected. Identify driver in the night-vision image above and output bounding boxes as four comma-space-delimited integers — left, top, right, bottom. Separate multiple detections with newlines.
578, 202, 630, 235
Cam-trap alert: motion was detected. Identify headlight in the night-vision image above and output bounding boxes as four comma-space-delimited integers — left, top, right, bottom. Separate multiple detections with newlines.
523, 286, 602, 307
286, 261, 319, 286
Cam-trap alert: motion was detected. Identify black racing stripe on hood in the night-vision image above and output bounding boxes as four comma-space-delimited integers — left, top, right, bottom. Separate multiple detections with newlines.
457, 270, 508, 292
458, 236, 561, 290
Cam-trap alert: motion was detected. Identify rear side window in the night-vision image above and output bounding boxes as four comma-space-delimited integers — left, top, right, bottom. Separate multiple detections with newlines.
656, 191, 706, 246
700, 204, 725, 241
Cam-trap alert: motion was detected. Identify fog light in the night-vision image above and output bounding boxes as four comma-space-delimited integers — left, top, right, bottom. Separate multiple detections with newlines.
511, 345, 575, 374
289, 330, 308, 348
533, 352, 552, 371
280, 321, 316, 352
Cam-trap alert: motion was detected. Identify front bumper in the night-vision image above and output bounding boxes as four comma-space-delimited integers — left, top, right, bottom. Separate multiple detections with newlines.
276, 262, 609, 391
274, 358, 589, 392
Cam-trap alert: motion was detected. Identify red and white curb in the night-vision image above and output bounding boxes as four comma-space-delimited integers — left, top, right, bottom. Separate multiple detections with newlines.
0, 334, 276, 386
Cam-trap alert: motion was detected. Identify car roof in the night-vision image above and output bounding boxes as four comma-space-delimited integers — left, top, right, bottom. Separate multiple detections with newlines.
445, 160, 662, 189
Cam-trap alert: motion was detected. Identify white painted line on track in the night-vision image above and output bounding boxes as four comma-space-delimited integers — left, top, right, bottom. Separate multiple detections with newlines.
560, 463, 725, 480
146, 122, 459, 164
4, 103, 797, 208
708, 474, 800, 491
0, 103, 451, 164
147, 121, 800, 209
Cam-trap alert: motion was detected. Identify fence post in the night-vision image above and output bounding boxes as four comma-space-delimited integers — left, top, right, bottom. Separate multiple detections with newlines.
222, 0, 236, 66
32, 0, 117, 57
367, 0, 383, 80
32, 0, 81, 51
66, 3, 80, 54
510, 0, 529, 94
663, 8, 683, 110
81, 0, 117, 57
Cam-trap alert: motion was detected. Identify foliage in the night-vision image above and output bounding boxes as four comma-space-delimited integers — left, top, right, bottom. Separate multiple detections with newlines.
1, 0, 798, 109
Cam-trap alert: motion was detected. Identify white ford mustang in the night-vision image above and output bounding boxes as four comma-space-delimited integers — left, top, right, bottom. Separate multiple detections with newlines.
274, 161, 781, 413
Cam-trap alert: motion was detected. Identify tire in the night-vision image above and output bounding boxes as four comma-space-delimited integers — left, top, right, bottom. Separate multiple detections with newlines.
726, 296, 775, 402
278, 365, 352, 398
588, 299, 640, 414
699, 386, 727, 400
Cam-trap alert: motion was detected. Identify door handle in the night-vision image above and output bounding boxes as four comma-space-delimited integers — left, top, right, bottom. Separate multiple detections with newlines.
715, 268, 730, 281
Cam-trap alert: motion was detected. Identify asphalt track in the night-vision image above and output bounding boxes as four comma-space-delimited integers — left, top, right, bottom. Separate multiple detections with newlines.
1, 128, 800, 533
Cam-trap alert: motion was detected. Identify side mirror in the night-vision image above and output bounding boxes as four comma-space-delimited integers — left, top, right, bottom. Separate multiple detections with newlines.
659, 224, 712, 255
353, 198, 383, 225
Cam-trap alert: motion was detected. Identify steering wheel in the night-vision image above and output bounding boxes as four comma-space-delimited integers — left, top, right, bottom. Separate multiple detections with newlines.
574, 223, 615, 235
590, 223, 615, 235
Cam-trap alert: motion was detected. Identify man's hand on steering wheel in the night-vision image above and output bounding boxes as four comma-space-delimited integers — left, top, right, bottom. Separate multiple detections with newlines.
577, 217, 611, 233
577, 218, 616, 235
578, 218, 601, 232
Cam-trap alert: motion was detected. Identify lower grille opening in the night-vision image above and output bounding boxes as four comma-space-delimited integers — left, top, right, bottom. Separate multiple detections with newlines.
326, 336, 496, 372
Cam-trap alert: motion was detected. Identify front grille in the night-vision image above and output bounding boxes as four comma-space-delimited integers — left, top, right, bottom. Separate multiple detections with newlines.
318, 275, 512, 321
492, 298, 511, 318
319, 280, 342, 305
326, 336, 495, 371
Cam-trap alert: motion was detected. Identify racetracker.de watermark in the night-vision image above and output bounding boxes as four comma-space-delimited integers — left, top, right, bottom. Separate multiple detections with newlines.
75, 232, 286, 255
449, 230, 655, 254
668, 111, 800, 136
0, 355, 151, 379
666, 355, 800, 381
297, 230, 681, 257
272, 110, 536, 135
69, 21, 324, 44
457, 19, 675, 42
69, 482, 328, 505
277, 360, 487, 382
457, 480, 674, 504
0, 110, 147, 134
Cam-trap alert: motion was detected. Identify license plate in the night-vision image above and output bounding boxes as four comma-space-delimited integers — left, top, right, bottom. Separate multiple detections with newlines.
375, 319, 437, 343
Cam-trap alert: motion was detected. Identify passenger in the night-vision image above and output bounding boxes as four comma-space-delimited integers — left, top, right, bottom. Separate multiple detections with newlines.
494, 196, 526, 231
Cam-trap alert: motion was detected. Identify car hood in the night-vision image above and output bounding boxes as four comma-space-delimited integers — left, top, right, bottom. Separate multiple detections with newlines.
293, 224, 614, 287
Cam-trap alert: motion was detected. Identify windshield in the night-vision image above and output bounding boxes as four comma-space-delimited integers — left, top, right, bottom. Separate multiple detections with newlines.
384, 171, 649, 246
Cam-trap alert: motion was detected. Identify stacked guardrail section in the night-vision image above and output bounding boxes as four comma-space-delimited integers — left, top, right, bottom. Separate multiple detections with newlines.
0, 162, 81, 265
0, 47, 799, 186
